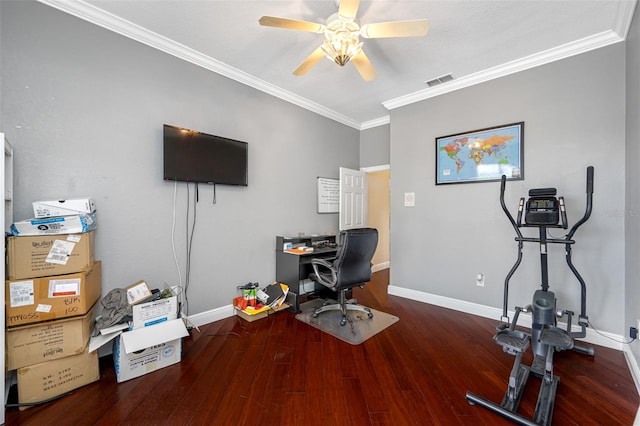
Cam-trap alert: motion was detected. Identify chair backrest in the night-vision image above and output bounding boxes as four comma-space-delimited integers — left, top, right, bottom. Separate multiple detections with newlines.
332, 228, 379, 290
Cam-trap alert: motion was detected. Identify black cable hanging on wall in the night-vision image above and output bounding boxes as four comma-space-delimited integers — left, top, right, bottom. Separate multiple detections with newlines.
183, 182, 198, 316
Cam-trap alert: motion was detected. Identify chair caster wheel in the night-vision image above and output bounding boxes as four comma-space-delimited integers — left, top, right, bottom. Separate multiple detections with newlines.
340, 318, 346, 326
312, 313, 319, 318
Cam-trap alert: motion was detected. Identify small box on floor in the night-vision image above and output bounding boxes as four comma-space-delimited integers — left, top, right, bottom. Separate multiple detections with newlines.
7, 231, 95, 280
5, 261, 102, 327
235, 302, 290, 322
112, 319, 189, 383
17, 348, 99, 410
6, 302, 98, 371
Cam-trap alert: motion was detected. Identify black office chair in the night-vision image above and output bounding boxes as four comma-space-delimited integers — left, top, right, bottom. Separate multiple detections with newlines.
309, 227, 378, 326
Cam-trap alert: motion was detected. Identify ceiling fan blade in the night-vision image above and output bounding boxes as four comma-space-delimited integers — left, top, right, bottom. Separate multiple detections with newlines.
351, 50, 377, 81
293, 46, 326, 76
338, 0, 360, 20
361, 19, 430, 38
259, 16, 324, 33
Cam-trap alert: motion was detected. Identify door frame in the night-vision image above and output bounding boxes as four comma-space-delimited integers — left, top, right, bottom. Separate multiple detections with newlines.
361, 164, 390, 272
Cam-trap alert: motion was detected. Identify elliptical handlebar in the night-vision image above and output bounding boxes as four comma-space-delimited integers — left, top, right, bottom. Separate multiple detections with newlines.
567, 166, 594, 239
586, 165, 594, 194
500, 175, 523, 239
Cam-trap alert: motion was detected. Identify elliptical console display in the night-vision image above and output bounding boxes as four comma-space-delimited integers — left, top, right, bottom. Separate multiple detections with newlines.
524, 188, 562, 226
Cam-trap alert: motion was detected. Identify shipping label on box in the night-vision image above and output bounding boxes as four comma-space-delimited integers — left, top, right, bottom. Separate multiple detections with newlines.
6, 303, 97, 371
7, 232, 95, 280
45, 238, 78, 265
17, 348, 99, 407
6, 261, 102, 327
10, 212, 97, 236
33, 197, 96, 218
132, 296, 178, 329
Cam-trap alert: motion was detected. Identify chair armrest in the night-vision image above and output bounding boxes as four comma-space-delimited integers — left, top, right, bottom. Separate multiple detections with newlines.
310, 258, 337, 288
311, 258, 333, 269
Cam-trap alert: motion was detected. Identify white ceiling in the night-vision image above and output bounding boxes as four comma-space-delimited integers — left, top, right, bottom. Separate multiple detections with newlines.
39, 0, 637, 129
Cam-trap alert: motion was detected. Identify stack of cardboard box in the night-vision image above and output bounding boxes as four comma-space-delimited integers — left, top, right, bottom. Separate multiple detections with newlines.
5, 198, 101, 408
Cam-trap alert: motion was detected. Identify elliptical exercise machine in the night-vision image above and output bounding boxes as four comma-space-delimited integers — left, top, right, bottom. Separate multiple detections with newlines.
465, 166, 595, 426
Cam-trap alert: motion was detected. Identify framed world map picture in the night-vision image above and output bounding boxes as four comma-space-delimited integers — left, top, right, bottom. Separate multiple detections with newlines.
435, 122, 524, 185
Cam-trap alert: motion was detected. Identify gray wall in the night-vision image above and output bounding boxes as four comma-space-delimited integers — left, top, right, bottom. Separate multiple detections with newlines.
360, 124, 390, 167
0, 1, 359, 316
626, 6, 640, 363
389, 44, 626, 333
1, 1, 635, 342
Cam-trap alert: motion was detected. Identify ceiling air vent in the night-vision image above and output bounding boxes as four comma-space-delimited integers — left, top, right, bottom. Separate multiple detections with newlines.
425, 73, 454, 87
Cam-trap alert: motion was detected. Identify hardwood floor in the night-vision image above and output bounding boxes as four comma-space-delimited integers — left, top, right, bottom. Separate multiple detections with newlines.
6, 269, 639, 425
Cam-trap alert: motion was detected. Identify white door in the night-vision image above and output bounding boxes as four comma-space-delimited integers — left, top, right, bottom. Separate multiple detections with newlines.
339, 167, 367, 230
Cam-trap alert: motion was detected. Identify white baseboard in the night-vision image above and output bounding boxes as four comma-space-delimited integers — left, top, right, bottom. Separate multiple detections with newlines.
190, 283, 626, 350
387, 284, 626, 351
372, 261, 389, 273
624, 346, 640, 396
186, 304, 235, 327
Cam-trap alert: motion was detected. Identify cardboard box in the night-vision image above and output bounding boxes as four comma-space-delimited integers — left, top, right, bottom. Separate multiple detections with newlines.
10, 212, 97, 236
17, 348, 99, 408
7, 232, 95, 280
235, 303, 290, 322
6, 261, 102, 327
132, 296, 178, 329
126, 280, 153, 305
112, 319, 189, 383
33, 198, 96, 218
6, 303, 98, 371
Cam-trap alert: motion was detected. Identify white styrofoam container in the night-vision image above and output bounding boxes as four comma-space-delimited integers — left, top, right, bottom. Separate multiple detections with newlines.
10, 212, 96, 236
33, 197, 96, 218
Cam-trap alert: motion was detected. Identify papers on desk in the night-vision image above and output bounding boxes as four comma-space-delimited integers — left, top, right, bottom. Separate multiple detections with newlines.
284, 247, 313, 254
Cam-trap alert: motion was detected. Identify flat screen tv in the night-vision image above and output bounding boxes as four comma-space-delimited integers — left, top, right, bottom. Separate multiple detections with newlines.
163, 124, 248, 186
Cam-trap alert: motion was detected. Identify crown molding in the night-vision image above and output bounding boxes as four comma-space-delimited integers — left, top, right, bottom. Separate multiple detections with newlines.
360, 116, 390, 130
383, 30, 624, 111
36, 0, 362, 130
36, 0, 637, 130
614, 0, 639, 39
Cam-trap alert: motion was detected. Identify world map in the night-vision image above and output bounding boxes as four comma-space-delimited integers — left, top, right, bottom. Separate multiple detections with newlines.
436, 124, 522, 184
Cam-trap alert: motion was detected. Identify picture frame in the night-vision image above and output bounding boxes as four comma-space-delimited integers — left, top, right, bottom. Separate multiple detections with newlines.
435, 122, 524, 185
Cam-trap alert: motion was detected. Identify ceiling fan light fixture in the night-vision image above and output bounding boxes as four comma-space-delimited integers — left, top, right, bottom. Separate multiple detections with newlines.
258, 1, 429, 81
322, 31, 362, 66
321, 13, 362, 66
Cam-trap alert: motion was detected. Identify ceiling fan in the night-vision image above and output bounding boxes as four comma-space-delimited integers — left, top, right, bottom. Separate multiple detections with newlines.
258, 0, 429, 81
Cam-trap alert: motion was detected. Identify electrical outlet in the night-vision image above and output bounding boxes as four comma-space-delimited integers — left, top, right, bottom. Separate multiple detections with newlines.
476, 274, 484, 287
631, 327, 638, 339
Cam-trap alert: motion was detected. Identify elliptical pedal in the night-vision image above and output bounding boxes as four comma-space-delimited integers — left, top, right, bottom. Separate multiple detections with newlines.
539, 326, 574, 351
494, 329, 531, 354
